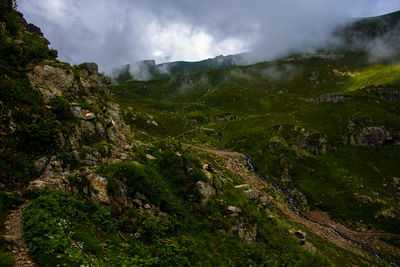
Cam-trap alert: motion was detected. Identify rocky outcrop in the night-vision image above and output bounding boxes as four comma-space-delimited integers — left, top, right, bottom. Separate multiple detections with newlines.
289, 230, 307, 245
314, 93, 353, 104
226, 205, 242, 217
196, 181, 216, 203
28, 64, 75, 103
371, 90, 400, 102
350, 126, 393, 148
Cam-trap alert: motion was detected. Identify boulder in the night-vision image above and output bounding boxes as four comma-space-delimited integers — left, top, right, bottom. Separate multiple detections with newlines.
244, 189, 260, 199
234, 184, 250, 189
226, 205, 242, 214
34, 157, 49, 173
289, 230, 307, 245
314, 93, 352, 104
232, 223, 257, 243
28, 65, 75, 103
106, 126, 117, 141
112, 180, 128, 205
28, 175, 68, 192
196, 181, 216, 203
86, 173, 109, 203
350, 126, 392, 148
80, 62, 99, 74
146, 154, 156, 160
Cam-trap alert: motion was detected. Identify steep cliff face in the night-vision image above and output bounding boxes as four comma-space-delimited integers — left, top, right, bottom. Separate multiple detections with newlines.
0, 7, 133, 201
26, 60, 134, 202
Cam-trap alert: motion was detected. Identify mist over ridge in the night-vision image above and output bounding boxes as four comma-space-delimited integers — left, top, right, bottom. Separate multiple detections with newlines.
17, 0, 400, 73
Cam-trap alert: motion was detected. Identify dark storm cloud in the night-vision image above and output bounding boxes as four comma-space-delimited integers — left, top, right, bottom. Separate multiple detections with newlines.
17, 0, 400, 72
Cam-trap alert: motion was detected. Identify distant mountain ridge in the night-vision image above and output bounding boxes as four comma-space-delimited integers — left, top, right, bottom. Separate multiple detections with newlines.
111, 53, 248, 83
112, 10, 400, 83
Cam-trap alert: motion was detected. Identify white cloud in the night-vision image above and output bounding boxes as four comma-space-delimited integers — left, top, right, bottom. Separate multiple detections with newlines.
16, 0, 400, 72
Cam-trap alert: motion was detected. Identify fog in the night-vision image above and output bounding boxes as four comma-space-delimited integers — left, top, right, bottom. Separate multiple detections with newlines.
17, 0, 400, 72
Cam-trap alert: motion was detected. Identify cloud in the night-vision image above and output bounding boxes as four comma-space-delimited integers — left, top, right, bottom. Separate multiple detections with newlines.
16, 0, 400, 72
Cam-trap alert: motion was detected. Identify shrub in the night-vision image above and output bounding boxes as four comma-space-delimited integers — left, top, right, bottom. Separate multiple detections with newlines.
15, 116, 59, 154
49, 97, 72, 121
23, 191, 114, 266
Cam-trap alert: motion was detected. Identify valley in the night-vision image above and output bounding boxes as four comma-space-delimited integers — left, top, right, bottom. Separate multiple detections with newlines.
1, 1, 400, 266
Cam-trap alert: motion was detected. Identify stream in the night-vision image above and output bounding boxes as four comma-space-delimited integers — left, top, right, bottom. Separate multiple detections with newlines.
246, 157, 399, 266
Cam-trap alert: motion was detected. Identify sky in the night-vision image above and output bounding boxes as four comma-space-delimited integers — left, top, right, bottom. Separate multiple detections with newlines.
17, 0, 400, 72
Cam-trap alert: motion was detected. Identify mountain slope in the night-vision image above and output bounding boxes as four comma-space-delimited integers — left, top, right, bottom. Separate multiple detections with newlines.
113, 37, 400, 265
1, 1, 400, 265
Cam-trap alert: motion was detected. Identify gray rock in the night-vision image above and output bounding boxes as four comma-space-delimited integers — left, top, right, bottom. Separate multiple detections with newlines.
34, 157, 49, 173
196, 181, 216, 203
145, 154, 156, 160
372, 90, 400, 102
244, 189, 260, 199
96, 122, 106, 136
80, 62, 98, 74
234, 184, 250, 189
226, 205, 242, 214
106, 127, 117, 141
351, 126, 392, 148
289, 230, 307, 245
314, 93, 352, 104
82, 121, 96, 136
259, 195, 269, 204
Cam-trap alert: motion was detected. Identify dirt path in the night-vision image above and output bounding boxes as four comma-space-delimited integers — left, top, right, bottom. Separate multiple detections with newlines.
189, 144, 400, 262
3, 202, 35, 267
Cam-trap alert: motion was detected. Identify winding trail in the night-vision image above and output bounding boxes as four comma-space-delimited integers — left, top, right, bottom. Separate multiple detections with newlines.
3, 202, 35, 267
188, 144, 400, 265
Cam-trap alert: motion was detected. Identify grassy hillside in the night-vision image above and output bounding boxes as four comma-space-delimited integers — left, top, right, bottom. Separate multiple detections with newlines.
113, 49, 400, 262
1, 0, 400, 265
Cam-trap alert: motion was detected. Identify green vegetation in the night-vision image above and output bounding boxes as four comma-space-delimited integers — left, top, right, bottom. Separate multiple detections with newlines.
113, 48, 400, 260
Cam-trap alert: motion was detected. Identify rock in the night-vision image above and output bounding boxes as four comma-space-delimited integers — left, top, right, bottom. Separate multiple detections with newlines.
96, 122, 106, 136
350, 126, 392, 148
80, 62, 99, 74
234, 184, 250, 189
314, 93, 352, 104
106, 127, 117, 141
196, 181, 216, 203
244, 189, 260, 199
144, 204, 151, 209
259, 195, 269, 204
81, 110, 96, 120
28, 65, 75, 103
101, 76, 112, 86
27, 23, 42, 35
0, 22, 6, 34
86, 173, 109, 203
233, 223, 257, 243
28, 175, 68, 192
371, 90, 400, 102
226, 205, 242, 214
113, 180, 128, 205
146, 154, 156, 160
289, 230, 307, 245
34, 157, 49, 173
